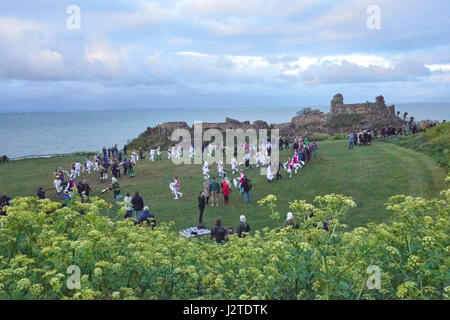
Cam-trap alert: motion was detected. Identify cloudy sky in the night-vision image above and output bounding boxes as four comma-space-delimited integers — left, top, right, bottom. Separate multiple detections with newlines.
0, 0, 449, 112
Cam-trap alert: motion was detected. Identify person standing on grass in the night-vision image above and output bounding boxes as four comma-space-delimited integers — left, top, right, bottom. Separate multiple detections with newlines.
198, 191, 206, 225
203, 179, 210, 205
131, 191, 144, 220
124, 192, 133, 219
221, 178, 230, 205
54, 175, 62, 197
348, 133, 354, 149
236, 215, 251, 238
127, 159, 135, 177
311, 141, 318, 157
122, 158, 128, 176
123, 145, 128, 157
209, 177, 221, 207
156, 146, 161, 160
111, 177, 121, 203
241, 176, 252, 203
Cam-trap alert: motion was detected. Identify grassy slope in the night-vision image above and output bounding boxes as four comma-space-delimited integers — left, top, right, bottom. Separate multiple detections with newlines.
381, 122, 450, 170
0, 140, 446, 230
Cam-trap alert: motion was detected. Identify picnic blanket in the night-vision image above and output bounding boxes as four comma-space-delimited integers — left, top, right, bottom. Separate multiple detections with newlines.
179, 227, 211, 238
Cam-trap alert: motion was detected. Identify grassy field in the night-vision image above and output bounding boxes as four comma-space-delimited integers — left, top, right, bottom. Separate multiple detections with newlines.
0, 140, 446, 231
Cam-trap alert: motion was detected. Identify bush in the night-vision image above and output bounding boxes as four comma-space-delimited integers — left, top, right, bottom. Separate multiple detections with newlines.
1, 179, 449, 300
328, 113, 362, 129
331, 134, 348, 140
311, 133, 330, 141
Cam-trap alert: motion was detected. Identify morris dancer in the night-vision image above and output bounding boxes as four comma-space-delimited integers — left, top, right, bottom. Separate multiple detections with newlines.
287, 158, 293, 178
69, 163, 76, 178
231, 157, 239, 174
167, 147, 172, 160
169, 177, 183, 200
86, 159, 93, 174
150, 148, 155, 162
75, 161, 81, 177
266, 163, 274, 182
93, 155, 99, 172
131, 152, 137, 165
202, 160, 210, 180
239, 171, 245, 193
217, 161, 224, 176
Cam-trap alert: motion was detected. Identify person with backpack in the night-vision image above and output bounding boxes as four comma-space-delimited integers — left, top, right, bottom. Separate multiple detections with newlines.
210, 218, 227, 244
241, 176, 252, 203
209, 177, 221, 207
236, 215, 250, 238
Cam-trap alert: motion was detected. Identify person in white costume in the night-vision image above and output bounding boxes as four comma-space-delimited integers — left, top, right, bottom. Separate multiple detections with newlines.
169, 177, 183, 200
202, 161, 210, 180
266, 163, 274, 182
150, 148, 155, 162
231, 157, 239, 174
93, 156, 99, 172
86, 160, 93, 174
75, 161, 81, 177
131, 152, 137, 165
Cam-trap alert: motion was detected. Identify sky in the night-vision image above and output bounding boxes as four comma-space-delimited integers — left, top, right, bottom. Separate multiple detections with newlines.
0, 0, 449, 112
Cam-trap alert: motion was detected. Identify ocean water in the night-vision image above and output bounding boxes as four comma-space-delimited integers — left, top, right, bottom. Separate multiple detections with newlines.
0, 103, 448, 158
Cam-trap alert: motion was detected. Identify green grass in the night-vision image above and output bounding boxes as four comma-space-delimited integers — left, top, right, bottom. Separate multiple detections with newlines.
381, 122, 450, 170
0, 140, 446, 230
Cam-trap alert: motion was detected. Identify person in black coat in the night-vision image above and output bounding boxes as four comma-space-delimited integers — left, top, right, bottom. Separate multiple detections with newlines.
131, 191, 144, 219
198, 191, 206, 225
210, 218, 227, 244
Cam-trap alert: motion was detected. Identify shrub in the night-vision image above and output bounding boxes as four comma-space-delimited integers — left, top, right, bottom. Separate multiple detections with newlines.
1, 178, 448, 300
331, 134, 348, 140
311, 133, 330, 141
328, 113, 362, 129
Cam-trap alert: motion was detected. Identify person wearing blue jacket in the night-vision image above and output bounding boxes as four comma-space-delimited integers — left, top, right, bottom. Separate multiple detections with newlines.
137, 206, 156, 229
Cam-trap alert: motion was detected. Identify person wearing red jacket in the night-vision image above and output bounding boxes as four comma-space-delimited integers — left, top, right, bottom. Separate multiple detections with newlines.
221, 179, 230, 205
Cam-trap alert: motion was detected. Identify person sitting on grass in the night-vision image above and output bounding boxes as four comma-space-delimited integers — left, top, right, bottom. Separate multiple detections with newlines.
137, 206, 156, 229
210, 218, 227, 244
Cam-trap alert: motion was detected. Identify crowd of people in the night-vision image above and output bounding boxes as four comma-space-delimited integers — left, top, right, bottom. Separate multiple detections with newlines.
195, 135, 320, 242
2, 134, 324, 242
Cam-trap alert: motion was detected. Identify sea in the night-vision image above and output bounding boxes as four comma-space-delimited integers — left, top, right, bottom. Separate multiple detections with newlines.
0, 102, 448, 158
